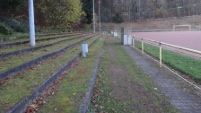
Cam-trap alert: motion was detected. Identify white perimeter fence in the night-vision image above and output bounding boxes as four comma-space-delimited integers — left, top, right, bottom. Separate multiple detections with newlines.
132, 37, 201, 67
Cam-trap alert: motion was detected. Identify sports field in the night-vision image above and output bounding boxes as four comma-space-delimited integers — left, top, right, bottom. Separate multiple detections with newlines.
133, 31, 201, 51
133, 31, 201, 58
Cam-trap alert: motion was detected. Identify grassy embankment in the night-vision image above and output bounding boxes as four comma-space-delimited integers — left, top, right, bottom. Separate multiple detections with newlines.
37, 37, 104, 113
135, 39, 201, 83
0, 32, 81, 44
0, 35, 91, 72
0, 35, 98, 112
0, 33, 83, 53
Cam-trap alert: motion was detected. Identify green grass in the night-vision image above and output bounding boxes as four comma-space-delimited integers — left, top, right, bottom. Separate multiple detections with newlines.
135, 40, 201, 82
0, 35, 91, 72
37, 37, 104, 113
0, 35, 79, 53
87, 41, 134, 113
0, 33, 28, 40
88, 37, 178, 113
0, 32, 82, 44
0, 36, 98, 112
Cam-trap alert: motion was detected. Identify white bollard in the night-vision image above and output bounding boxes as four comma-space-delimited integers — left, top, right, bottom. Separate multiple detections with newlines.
82, 44, 88, 57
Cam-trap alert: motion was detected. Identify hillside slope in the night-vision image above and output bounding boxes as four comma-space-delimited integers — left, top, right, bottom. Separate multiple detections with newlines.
99, 0, 201, 22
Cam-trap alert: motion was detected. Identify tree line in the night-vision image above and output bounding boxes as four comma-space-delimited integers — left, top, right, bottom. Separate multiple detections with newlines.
94, 0, 201, 23
0, 0, 93, 30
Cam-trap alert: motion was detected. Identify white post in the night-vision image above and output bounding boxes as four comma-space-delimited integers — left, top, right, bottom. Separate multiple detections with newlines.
82, 44, 88, 57
141, 38, 144, 54
28, 0, 36, 47
159, 43, 162, 67
93, 0, 96, 33
99, 0, 101, 32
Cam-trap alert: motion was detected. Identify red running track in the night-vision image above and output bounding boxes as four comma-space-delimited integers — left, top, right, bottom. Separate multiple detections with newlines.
133, 31, 201, 51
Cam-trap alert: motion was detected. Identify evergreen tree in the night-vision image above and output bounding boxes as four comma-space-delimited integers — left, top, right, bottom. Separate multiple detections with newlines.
0, 0, 27, 16
81, 0, 93, 24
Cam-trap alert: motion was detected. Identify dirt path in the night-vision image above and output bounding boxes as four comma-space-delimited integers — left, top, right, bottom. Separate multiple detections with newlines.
105, 37, 178, 113
124, 44, 201, 113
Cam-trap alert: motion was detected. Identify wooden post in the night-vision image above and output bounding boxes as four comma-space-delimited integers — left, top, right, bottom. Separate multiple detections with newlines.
159, 42, 162, 67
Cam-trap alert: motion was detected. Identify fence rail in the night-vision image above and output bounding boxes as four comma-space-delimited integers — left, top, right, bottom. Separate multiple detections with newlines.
133, 37, 201, 67
141, 38, 201, 55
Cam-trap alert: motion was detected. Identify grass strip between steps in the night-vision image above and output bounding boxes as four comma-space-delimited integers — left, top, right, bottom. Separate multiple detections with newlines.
36, 38, 104, 113
0, 34, 84, 53
0, 35, 93, 72
0, 36, 98, 113
0, 33, 82, 45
